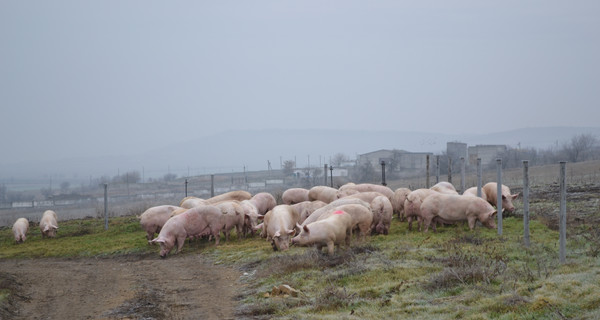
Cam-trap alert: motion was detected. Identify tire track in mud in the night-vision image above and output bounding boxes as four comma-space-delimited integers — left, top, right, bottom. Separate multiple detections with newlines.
0, 254, 241, 320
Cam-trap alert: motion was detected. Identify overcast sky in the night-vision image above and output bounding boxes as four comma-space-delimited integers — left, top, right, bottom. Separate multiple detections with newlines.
1, 1, 599, 165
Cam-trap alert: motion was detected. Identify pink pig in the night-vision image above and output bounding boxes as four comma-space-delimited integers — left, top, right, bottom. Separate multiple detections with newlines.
40, 210, 59, 238
139, 205, 183, 243
12, 218, 29, 243
291, 210, 353, 255
420, 193, 497, 232
151, 205, 223, 258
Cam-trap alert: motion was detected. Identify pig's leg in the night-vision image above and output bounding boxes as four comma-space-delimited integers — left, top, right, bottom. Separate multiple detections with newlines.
176, 235, 186, 254
327, 241, 335, 255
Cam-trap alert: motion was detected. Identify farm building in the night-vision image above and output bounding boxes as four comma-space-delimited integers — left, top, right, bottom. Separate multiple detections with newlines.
356, 149, 433, 175
468, 144, 508, 167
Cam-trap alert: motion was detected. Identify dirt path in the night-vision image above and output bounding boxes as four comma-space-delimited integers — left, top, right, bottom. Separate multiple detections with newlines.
0, 253, 242, 320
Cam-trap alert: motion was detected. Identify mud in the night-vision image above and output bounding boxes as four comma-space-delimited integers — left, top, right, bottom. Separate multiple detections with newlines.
0, 253, 241, 320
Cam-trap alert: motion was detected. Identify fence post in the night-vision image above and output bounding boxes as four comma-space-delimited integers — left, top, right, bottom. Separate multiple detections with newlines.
436, 155, 440, 184
211, 174, 215, 197
380, 160, 387, 186
448, 158, 452, 184
460, 157, 465, 193
523, 160, 530, 247
496, 159, 503, 236
560, 161, 567, 263
185, 179, 188, 197
330, 165, 334, 187
426, 155, 430, 188
104, 183, 108, 230
477, 158, 482, 197
324, 164, 328, 186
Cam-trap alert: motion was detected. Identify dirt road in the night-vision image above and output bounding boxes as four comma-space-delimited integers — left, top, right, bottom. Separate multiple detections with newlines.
0, 253, 242, 320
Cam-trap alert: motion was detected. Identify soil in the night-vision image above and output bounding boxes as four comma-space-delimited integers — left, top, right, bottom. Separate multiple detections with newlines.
0, 253, 242, 320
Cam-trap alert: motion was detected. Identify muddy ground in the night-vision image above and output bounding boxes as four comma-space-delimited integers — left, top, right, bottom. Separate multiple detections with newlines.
0, 253, 242, 320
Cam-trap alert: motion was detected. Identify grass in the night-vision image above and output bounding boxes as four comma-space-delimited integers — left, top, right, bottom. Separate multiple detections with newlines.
2, 197, 600, 319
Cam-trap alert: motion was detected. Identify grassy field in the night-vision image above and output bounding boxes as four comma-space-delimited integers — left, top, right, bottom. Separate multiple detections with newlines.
2, 187, 600, 320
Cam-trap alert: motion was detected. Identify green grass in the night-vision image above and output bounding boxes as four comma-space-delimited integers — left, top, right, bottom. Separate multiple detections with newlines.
1, 213, 600, 319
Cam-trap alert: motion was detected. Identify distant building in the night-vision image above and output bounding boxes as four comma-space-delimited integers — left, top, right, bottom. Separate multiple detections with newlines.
468, 145, 508, 167
357, 149, 433, 174
447, 142, 468, 163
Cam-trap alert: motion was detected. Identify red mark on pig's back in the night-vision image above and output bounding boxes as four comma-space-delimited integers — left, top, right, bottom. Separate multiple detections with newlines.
333, 210, 345, 215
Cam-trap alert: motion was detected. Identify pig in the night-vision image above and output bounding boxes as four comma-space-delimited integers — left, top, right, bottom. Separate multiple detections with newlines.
40, 210, 59, 238
180, 196, 207, 209
308, 186, 341, 203
291, 210, 354, 255
482, 182, 519, 213
339, 183, 394, 199
343, 191, 386, 204
151, 205, 224, 258
215, 201, 245, 241
262, 205, 301, 251
282, 188, 310, 205
462, 187, 484, 198
250, 192, 277, 214
205, 190, 252, 204
404, 189, 436, 231
139, 205, 184, 243
391, 187, 411, 220
370, 195, 393, 235
240, 192, 277, 235
430, 182, 459, 195
420, 193, 497, 233
12, 218, 29, 244
291, 200, 328, 224
318, 204, 373, 241
301, 198, 371, 226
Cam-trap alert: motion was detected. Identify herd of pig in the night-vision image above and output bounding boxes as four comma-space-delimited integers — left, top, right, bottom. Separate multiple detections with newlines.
11, 209, 59, 243
9, 181, 518, 257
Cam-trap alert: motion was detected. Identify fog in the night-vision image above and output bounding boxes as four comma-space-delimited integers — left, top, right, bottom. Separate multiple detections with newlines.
1, 1, 599, 178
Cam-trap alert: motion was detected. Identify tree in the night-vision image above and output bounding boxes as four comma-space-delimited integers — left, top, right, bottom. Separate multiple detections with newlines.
331, 153, 350, 167
353, 160, 378, 183
282, 160, 295, 176
563, 134, 598, 162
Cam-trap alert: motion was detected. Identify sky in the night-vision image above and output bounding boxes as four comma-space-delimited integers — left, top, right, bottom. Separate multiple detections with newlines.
1, 0, 599, 167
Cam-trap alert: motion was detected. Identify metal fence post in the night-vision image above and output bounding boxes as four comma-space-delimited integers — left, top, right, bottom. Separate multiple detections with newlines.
104, 183, 108, 230
324, 164, 328, 186
436, 155, 440, 184
560, 161, 567, 263
523, 160, 530, 247
460, 157, 465, 193
211, 174, 215, 197
477, 158, 482, 197
448, 158, 452, 184
496, 159, 503, 236
380, 160, 387, 186
426, 155, 430, 188
185, 179, 188, 197
330, 166, 334, 187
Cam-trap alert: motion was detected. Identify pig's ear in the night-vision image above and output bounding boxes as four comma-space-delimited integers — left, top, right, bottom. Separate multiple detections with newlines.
490, 211, 498, 218
51, 225, 58, 230
257, 214, 265, 220
43, 225, 50, 232
303, 225, 310, 233
274, 231, 281, 238
253, 223, 263, 231
152, 238, 165, 244
511, 193, 519, 200
296, 223, 302, 230
286, 229, 295, 236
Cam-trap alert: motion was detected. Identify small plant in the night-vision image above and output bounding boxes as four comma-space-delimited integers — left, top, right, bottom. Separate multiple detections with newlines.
425, 242, 508, 291
313, 284, 357, 311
